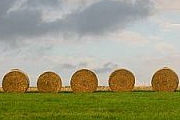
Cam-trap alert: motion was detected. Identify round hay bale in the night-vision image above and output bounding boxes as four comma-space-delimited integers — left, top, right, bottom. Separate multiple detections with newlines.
70, 69, 98, 93
109, 69, 135, 92
151, 67, 179, 92
37, 72, 62, 93
2, 69, 29, 93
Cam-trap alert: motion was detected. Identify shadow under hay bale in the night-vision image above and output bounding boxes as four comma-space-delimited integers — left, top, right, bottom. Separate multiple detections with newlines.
109, 69, 135, 92
151, 67, 179, 92
37, 72, 62, 93
2, 69, 29, 93
70, 69, 98, 93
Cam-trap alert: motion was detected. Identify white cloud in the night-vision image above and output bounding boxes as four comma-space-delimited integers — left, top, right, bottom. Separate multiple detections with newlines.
153, 0, 180, 11
134, 54, 180, 85
1, 0, 180, 87
110, 31, 150, 46
161, 23, 180, 30
155, 42, 178, 54
148, 12, 180, 32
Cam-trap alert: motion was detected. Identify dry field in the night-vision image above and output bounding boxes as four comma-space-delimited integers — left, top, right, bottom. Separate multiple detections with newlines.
1, 86, 180, 92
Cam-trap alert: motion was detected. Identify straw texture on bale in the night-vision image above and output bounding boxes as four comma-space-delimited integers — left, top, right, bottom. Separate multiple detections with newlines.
109, 69, 135, 92
2, 69, 29, 93
37, 72, 62, 93
70, 69, 98, 93
151, 67, 179, 92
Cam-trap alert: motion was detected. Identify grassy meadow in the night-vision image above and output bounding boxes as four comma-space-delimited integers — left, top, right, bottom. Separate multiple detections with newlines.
0, 92, 180, 120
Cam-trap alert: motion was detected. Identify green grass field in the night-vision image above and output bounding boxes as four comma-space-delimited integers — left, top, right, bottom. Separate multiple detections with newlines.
0, 92, 180, 120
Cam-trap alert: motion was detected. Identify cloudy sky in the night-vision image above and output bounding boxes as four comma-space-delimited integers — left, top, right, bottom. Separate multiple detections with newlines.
0, 0, 180, 86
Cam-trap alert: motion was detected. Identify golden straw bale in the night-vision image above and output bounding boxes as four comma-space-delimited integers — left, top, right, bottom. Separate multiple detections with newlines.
37, 72, 62, 93
109, 69, 135, 92
151, 67, 179, 92
2, 69, 29, 93
70, 69, 98, 93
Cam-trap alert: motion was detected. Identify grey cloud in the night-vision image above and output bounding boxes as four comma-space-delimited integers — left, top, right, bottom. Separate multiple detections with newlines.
0, 41, 53, 57
25, 0, 61, 7
78, 62, 88, 68
62, 0, 154, 35
0, 0, 46, 40
0, 0, 15, 17
94, 62, 119, 73
0, 0, 63, 38
0, 10, 42, 38
0, 0, 154, 41
59, 62, 88, 70
21, 0, 62, 9
60, 64, 76, 70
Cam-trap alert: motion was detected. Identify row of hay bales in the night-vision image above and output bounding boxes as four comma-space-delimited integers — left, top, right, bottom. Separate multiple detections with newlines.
1, 67, 179, 93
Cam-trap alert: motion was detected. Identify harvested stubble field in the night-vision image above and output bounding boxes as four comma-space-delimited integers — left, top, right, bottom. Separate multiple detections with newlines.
0, 89, 180, 120
1, 86, 180, 92
0, 86, 154, 92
